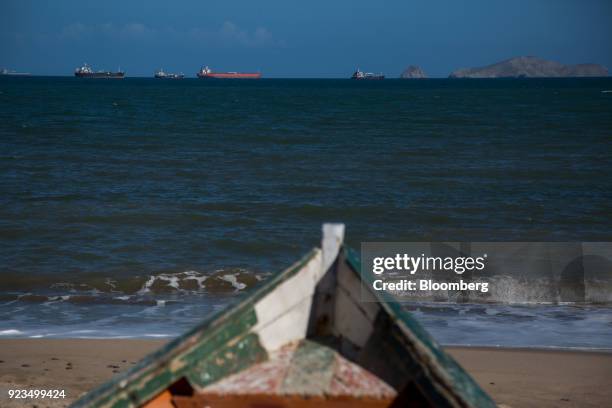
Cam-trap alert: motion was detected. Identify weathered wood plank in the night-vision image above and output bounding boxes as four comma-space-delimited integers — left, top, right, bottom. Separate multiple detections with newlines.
253, 250, 322, 351
172, 394, 393, 408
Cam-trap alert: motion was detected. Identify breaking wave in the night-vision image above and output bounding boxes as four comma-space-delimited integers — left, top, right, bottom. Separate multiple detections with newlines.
387, 274, 612, 305
0, 269, 267, 306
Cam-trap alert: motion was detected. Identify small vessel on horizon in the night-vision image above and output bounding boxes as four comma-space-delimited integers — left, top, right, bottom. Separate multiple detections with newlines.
1, 68, 31, 76
351, 68, 385, 80
75, 63, 125, 79
197, 65, 261, 79
154, 69, 184, 79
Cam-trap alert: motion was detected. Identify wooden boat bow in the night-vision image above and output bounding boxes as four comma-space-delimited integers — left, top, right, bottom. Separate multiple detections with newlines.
71, 224, 496, 408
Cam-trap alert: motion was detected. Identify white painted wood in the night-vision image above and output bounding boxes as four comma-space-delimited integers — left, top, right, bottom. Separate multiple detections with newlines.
253, 250, 322, 351
255, 296, 314, 351
320, 223, 345, 281
253, 224, 347, 352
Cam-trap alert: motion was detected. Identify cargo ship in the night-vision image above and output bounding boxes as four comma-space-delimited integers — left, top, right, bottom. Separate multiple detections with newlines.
1, 68, 31, 76
154, 69, 184, 79
351, 68, 384, 80
197, 66, 261, 79
74, 63, 125, 78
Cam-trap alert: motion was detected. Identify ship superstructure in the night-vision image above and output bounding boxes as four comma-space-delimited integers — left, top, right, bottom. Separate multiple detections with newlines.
351, 68, 384, 80
154, 69, 184, 79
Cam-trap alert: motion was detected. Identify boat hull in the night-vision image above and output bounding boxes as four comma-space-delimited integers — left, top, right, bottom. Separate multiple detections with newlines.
75, 72, 125, 79
197, 72, 261, 79
154, 74, 184, 79
351, 75, 385, 80
71, 224, 496, 408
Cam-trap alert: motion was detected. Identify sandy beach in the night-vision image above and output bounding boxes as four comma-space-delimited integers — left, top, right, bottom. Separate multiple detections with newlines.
0, 340, 610, 408
449, 347, 612, 408
0, 339, 166, 408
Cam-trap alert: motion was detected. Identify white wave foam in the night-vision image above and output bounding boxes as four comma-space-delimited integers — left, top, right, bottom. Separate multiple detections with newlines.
114, 295, 130, 301
219, 274, 247, 290
182, 270, 208, 288
0, 329, 23, 336
139, 274, 181, 294
143, 333, 172, 338
138, 270, 211, 293
135, 269, 254, 293
385, 273, 611, 305
105, 278, 118, 290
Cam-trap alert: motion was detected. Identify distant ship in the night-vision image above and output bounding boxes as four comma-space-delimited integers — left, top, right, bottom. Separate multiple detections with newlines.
351, 68, 384, 80
75, 63, 125, 78
1, 68, 31, 76
154, 69, 184, 79
197, 66, 261, 79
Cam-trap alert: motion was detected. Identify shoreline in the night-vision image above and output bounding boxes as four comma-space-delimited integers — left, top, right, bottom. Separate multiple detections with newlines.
0, 339, 611, 407
444, 344, 612, 354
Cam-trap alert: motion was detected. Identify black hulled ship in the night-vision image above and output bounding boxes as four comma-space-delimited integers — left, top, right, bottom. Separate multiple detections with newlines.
75, 63, 125, 78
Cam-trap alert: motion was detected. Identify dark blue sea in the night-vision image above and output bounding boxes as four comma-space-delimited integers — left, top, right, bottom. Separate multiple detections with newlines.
1, 77, 611, 348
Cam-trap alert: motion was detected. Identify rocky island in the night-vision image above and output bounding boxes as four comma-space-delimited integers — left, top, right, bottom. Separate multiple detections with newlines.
400, 65, 427, 79
449, 56, 608, 78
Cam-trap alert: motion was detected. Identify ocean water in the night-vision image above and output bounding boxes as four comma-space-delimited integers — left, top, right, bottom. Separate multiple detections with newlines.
1, 77, 611, 348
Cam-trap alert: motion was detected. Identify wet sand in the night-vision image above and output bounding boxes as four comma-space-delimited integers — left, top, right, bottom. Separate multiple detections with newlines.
0, 339, 610, 407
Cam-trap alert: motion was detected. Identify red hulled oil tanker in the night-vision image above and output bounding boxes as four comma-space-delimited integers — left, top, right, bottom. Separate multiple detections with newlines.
197, 66, 261, 79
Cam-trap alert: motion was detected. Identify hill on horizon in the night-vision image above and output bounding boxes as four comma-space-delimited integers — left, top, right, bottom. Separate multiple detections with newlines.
449, 56, 608, 78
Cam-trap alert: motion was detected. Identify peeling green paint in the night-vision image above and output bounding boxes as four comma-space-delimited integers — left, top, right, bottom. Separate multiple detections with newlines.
179, 308, 258, 367
71, 249, 319, 408
189, 332, 267, 388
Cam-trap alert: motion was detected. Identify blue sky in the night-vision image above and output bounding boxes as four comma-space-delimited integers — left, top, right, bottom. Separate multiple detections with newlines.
1, 0, 610, 77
